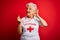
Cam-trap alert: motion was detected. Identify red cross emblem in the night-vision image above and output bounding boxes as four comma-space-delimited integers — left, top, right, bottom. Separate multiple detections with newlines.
27, 26, 34, 32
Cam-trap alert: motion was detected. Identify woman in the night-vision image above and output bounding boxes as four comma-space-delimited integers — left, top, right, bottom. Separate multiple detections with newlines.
17, 2, 48, 40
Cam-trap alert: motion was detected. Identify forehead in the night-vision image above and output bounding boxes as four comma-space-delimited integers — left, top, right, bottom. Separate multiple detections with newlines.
26, 5, 36, 10
26, 5, 34, 8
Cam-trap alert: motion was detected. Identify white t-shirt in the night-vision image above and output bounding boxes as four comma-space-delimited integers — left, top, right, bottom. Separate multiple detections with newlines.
20, 16, 40, 40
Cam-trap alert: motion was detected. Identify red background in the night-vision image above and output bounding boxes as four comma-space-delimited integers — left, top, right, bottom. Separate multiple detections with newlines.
0, 0, 60, 40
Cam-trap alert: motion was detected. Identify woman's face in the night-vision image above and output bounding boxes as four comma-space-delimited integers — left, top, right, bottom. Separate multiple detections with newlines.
26, 5, 36, 18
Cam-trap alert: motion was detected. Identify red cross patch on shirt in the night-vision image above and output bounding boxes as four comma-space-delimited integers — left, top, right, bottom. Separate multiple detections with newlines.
27, 26, 34, 32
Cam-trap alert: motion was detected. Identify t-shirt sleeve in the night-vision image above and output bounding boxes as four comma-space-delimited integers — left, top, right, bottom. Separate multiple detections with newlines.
21, 17, 26, 27
21, 17, 24, 27
34, 16, 41, 26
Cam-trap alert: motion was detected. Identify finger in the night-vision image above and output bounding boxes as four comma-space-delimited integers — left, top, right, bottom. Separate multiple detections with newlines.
37, 9, 39, 14
18, 16, 20, 18
18, 16, 20, 17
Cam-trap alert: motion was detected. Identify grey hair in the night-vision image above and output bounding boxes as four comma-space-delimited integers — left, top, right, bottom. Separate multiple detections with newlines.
26, 2, 37, 10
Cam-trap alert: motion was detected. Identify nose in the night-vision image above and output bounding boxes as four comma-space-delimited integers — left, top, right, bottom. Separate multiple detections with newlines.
27, 8, 29, 12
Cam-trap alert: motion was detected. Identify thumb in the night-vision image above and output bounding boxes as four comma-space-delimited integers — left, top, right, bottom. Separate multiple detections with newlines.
37, 9, 39, 14
18, 16, 21, 18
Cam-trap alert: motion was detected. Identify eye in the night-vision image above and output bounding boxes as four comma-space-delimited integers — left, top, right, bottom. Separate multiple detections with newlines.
29, 8, 31, 10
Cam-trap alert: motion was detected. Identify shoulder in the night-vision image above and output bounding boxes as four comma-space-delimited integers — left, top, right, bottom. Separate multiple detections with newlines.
34, 16, 39, 20
21, 16, 27, 21
34, 16, 40, 22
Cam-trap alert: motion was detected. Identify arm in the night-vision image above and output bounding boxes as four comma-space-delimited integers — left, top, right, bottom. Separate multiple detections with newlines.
35, 10, 48, 26
37, 16, 48, 26
17, 16, 22, 34
18, 23, 22, 34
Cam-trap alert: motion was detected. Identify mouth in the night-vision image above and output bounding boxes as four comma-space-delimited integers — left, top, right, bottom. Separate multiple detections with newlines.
26, 11, 30, 13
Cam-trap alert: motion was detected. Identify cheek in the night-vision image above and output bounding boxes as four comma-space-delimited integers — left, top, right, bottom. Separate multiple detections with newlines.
27, 13, 30, 16
32, 10, 36, 13
34, 13, 36, 16
30, 10, 34, 13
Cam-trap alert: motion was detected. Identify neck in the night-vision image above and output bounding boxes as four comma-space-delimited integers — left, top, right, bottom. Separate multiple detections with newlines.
27, 16, 34, 19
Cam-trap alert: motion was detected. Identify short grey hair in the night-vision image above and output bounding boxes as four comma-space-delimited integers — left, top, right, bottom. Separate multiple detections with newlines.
26, 2, 37, 10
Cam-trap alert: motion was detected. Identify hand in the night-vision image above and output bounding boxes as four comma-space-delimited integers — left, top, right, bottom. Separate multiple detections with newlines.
34, 9, 39, 17
17, 16, 21, 23
36, 9, 39, 17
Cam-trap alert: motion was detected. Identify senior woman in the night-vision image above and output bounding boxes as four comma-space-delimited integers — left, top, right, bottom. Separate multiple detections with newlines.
17, 2, 48, 40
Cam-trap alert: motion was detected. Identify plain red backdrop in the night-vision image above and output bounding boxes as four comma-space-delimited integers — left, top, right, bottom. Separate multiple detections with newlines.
0, 0, 60, 40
